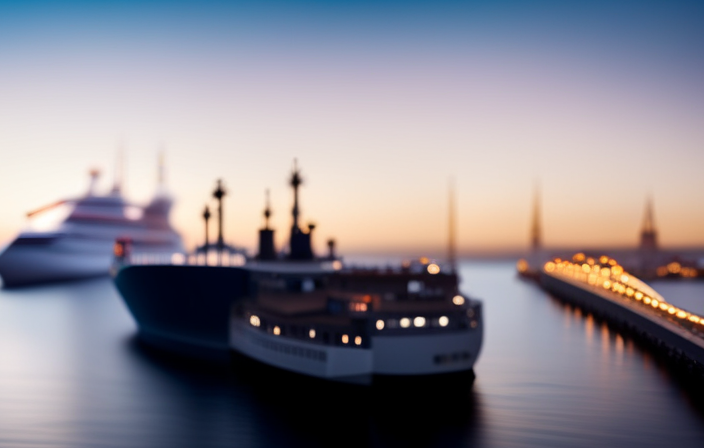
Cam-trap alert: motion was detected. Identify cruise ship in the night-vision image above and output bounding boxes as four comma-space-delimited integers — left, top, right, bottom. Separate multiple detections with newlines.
112, 162, 483, 383
0, 160, 184, 287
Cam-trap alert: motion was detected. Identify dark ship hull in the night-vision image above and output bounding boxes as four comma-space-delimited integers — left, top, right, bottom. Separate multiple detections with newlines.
113, 264, 249, 357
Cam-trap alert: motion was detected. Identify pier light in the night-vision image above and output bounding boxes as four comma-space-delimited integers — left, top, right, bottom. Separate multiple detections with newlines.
273, 326, 281, 336
544, 261, 556, 272
651, 300, 659, 308
677, 311, 688, 319
626, 288, 634, 297
600, 267, 611, 277
354, 336, 362, 346
635, 292, 643, 300
376, 319, 385, 330
400, 318, 411, 328
427, 263, 440, 275
342, 334, 349, 344
621, 274, 629, 283
643, 296, 652, 305
659, 303, 669, 311
612, 265, 623, 276
438, 316, 449, 327
668, 307, 676, 314
452, 295, 465, 306
309, 329, 316, 338
603, 280, 611, 289
690, 316, 701, 324
414, 316, 426, 327
573, 253, 585, 262
581, 264, 590, 273
250, 315, 261, 327
587, 257, 595, 265
599, 255, 610, 264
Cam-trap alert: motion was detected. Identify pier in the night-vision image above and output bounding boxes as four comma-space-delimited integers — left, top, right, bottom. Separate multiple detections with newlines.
538, 254, 704, 374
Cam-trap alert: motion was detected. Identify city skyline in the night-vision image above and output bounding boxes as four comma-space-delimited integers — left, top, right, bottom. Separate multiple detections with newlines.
1, 0, 703, 256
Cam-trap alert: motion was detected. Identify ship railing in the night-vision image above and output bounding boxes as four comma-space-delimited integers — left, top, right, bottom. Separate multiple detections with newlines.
115, 250, 247, 267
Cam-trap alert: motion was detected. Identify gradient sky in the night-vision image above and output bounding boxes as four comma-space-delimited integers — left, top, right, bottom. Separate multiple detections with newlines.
1, 0, 703, 256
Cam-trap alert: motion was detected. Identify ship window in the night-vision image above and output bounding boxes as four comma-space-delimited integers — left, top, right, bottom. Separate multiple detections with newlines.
376, 320, 385, 330
407, 281, 423, 293
341, 334, 349, 344
302, 278, 315, 292
309, 329, 316, 339
354, 336, 362, 346
438, 316, 449, 327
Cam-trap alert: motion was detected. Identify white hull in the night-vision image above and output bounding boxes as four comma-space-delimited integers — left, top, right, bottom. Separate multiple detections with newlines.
230, 318, 482, 383
0, 234, 181, 287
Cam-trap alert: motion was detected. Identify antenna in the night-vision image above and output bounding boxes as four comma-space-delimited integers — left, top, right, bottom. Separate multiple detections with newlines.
448, 178, 457, 274
531, 181, 541, 252
158, 147, 166, 188
112, 143, 125, 195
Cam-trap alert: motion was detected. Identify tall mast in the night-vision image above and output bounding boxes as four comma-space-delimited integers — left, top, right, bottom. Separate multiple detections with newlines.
448, 178, 457, 274
264, 189, 272, 230
213, 179, 226, 263
289, 159, 302, 235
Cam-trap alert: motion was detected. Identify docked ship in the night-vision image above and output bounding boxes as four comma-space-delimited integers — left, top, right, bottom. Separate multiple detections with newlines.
0, 159, 184, 287
112, 162, 483, 382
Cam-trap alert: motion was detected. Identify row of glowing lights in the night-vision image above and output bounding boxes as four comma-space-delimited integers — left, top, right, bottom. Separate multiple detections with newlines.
248, 313, 455, 344
544, 254, 704, 327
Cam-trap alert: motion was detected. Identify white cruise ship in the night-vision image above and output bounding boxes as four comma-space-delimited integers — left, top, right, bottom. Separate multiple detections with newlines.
0, 163, 184, 287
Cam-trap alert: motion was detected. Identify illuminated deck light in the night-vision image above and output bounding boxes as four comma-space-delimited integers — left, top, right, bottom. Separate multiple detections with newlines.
668, 307, 676, 314
400, 318, 411, 328
342, 334, 349, 344
309, 329, 316, 338
376, 320, 385, 330
438, 316, 449, 327
427, 263, 440, 274
273, 326, 281, 335
414, 316, 426, 327
250, 315, 261, 327
635, 292, 643, 300
452, 295, 465, 305
354, 336, 362, 346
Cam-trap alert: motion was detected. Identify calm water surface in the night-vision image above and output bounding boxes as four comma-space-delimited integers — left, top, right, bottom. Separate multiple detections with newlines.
1, 260, 703, 447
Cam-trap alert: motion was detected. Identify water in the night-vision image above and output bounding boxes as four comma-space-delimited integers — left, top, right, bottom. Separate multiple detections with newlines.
1, 261, 703, 447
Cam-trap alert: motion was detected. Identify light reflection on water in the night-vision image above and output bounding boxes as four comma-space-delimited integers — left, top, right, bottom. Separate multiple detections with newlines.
0, 261, 702, 447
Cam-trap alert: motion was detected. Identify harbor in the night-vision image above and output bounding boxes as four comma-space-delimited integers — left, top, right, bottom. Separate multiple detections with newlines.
2, 260, 704, 447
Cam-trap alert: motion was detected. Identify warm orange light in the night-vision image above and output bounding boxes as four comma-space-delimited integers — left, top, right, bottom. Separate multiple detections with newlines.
634, 292, 643, 300
342, 334, 349, 344
517, 259, 529, 273
376, 319, 385, 330
309, 329, 316, 338
667, 262, 681, 274
573, 253, 586, 262
438, 316, 449, 327
599, 255, 609, 264
354, 336, 362, 346
643, 296, 652, 305
427, 263, 440, 274
544, 261, 556, 272
273, 326, 281, 335
452, 295, 465, 305
250, 315, 261, 327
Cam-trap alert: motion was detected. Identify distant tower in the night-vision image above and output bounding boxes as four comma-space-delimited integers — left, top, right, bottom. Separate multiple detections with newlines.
530, 183, 542, 252
640, 195, 658, 251
447, 179, 457, 274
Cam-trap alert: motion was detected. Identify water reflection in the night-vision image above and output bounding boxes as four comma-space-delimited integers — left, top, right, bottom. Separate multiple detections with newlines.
125, 337, 484, 448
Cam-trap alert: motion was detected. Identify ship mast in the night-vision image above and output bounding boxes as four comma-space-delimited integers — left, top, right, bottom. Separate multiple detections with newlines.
213, 179, 226, 264
290, 158, 302, 235
448, 178, 457, 274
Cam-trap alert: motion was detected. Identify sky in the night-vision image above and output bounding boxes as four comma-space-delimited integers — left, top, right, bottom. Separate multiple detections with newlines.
1, 0, 703, 257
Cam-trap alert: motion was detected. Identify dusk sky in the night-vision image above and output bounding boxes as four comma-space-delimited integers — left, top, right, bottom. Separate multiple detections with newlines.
1, 0, 703, 256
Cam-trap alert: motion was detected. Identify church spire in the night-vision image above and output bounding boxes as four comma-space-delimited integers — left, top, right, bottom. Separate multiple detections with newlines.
640, 195, 658, 250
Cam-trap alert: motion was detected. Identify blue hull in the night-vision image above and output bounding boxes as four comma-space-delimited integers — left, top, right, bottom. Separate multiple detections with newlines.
113, 265, 249, 353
